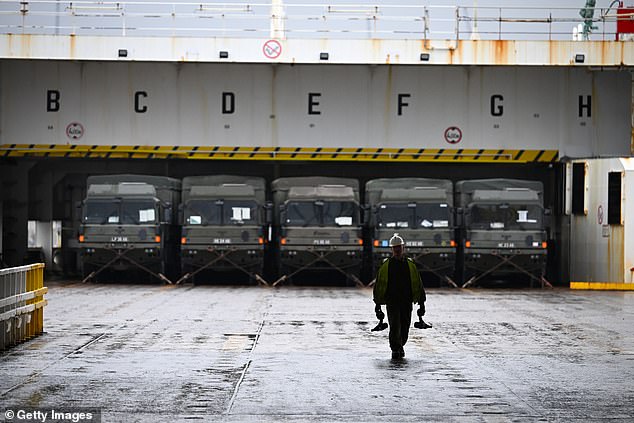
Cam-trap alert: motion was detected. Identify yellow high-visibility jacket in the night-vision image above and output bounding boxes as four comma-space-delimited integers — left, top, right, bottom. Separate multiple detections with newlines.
373, 257, 424, 305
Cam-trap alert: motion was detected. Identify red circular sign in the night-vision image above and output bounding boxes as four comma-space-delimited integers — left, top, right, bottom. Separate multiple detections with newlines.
263, 40, 282, 59
444, 126, 462, 144
66, 122, 84, 140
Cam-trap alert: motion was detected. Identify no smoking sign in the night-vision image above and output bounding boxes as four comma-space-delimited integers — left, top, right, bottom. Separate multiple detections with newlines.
263, 40, 282, 59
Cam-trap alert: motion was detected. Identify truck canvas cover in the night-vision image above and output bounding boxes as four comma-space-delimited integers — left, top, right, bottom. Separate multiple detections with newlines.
456, 179, 543, 207
86, 174, 181, 204
182, 175, 266, 204
366, 178, 453, 206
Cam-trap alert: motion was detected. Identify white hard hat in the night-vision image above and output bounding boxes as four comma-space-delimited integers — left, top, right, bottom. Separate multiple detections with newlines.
389, 233, 404, 247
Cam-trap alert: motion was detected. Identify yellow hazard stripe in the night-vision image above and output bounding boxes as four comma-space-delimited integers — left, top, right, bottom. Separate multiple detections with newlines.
0, 144, 558, 163
570, 282, 634, 291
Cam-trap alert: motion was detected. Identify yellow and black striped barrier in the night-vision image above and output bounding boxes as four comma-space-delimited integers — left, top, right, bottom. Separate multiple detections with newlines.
0, 144, 558, 163
570, 282, 634, 291
0, 263, 47, 351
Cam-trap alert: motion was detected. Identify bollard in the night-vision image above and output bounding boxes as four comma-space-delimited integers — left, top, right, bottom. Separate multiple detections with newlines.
0, 263, 47, 351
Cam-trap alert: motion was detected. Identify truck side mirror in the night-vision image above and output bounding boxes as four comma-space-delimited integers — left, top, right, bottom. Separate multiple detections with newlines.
177, 203, 184, 225
164, 202, 172, 224
544, 208, 552, 232
361, 204, 370, 227
75, 201, 83, 223
265, 201, 274, 224
455, 207, 464, 227
279, 204, 286, 223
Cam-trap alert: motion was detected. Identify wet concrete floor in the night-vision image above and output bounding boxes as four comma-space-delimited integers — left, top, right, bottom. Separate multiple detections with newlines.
1, 282, 634, 422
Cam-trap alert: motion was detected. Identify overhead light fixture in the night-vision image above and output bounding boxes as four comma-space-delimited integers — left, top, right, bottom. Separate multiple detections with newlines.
219, 51, 229, 59
575, 53, 585, 63
420, 53, 430, 61
320, 52, 329, 60
118, 49, 128, 58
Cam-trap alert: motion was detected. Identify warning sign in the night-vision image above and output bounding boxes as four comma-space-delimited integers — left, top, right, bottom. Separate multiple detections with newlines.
444, 126, 462, 144
263, 40, 282, 59
66, 122, 84, 140
598, 204, 604, 225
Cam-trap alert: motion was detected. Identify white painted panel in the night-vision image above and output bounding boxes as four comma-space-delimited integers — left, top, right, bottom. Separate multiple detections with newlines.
1, 61, 630, 156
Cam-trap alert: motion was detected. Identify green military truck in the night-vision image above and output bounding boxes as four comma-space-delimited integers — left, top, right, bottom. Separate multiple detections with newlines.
179, 175, 268, 284
365, 178, 456, 287
79, 174, 181, 283
272, 177, 363, 286
456, 178, 549, 287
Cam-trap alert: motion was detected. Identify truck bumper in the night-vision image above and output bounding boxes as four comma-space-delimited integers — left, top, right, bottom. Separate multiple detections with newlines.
280, 248, 362, 272
373, 248, 456, 277
181, 246, 264, 272
463, 249, 547, 276
81, 245, 162, 271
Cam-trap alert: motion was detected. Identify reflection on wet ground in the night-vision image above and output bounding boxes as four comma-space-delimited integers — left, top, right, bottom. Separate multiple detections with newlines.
1, 283, 633, 422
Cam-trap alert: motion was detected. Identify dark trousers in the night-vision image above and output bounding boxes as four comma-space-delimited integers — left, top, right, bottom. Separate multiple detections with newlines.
386, 302, 412, 352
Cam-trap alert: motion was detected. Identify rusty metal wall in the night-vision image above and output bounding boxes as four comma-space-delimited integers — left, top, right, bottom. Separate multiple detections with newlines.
570, 158, 634, 284
0, 60, 630, 158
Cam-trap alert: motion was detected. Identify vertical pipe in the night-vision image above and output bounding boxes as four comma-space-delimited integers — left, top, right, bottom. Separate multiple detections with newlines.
26, 265, 33, 339
19, 270, 26, 343
10, 272, 16, 346
1, 271, 5, 350
38, 264, 44, 335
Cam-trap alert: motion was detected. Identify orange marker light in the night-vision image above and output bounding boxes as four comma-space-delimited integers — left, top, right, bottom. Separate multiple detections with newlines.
258, 237, 264, 244
450, 240, 456, 247
281, 238, 287, 245
373, 240, 379, 247
465, 240, 471, 248
181, 237, 187, 245
79, 235, 85, 243
155, 235, 161, 243
542, 241, 548, 249
358, 239, 364, 245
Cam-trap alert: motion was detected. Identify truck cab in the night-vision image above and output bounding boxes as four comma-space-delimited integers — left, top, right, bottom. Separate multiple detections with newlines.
272, 177, 363, 285
180, 175, 268, 284
78, 174, 181, 282
366, 178, 456, 286
456, 179, 548, 287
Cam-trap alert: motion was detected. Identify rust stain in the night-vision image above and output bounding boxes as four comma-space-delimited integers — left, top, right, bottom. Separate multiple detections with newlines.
18, 33, 31, 58
371, 38, 382, 61
608, 225, 625, 282
384, 65, 393, 142
492, 40, 508, 65
69, 34, 75, 59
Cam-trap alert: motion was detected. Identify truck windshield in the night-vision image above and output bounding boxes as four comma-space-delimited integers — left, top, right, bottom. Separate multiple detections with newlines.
416, 203, 451, 228
185, 200, 221, 225
285, 201, 358, 227
378, 204, 411, 228
285, 201, 319, 226
469, 204, 542, 230
322, 201, 357, 227
83, 199, 157, 224
378, 203, 450, 229
224, 201, 258, 225
185, 200, 258, 226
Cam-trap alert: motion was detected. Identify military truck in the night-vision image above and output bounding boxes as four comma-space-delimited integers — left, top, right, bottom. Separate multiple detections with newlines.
365, 178, 457, 287
179, 175, 268, 284
78, 174, 181, 283
272, 177, 363, 286
456, 178, 549, 287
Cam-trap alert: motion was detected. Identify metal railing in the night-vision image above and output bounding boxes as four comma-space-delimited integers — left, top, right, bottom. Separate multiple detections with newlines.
0, 263, 47, 351
0, 1, 623, 40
